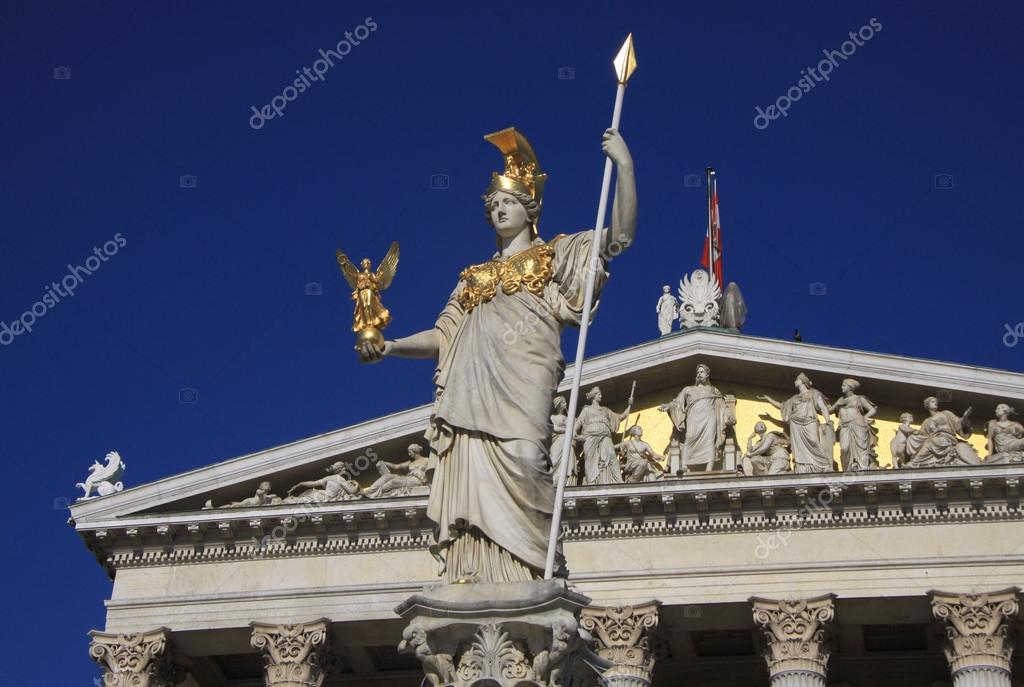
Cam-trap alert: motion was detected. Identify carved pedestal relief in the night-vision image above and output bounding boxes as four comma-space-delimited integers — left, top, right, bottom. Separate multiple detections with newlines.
250, 619, 332, 687
396, 579, 590, 687
930, 588, 1020, 687
88, 628, 189, 687
751, 594, 835, 687
579, 602, 660, 687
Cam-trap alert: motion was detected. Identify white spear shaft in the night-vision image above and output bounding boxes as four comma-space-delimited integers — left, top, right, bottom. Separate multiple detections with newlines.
544, 34, 636, 579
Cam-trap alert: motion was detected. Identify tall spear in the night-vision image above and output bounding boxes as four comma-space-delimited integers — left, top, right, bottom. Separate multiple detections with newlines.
544, 34, 638, 579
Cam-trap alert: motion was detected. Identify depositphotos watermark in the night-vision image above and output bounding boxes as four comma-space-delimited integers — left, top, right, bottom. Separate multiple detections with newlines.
249, 17, 378, 130
1, 233, 127, 346
754, 18, 883, 130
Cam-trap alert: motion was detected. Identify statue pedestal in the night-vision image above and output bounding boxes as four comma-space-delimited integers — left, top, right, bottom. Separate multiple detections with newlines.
395, 579, 592, 687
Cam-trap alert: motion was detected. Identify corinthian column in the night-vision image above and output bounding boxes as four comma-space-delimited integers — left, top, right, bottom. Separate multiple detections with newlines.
250, 619, 332, 687
930, 588, 1021, 687
750, 594, 836, 687
579, 602, 661, 687
88, 627, 189, 687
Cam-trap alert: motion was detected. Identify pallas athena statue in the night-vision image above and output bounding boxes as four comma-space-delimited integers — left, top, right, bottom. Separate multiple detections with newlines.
358, 127, 637, 583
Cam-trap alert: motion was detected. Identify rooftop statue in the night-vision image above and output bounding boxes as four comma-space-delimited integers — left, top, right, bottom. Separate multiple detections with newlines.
76, 450, 126, 500
739, 422, 791, 476
829, 378, 879, 471
759, 373, 835, 473
902, 397, 980, 468
985, 404, 1024, 464
617, 425, 666, 482
363, 444, 430, 498
655, 285, 678, 336
356, 127, 637, 583
576, 384, 634, 485
659, 364, 734, 471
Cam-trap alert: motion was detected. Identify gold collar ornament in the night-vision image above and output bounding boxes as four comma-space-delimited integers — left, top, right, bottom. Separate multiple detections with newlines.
457, 235, 565, 312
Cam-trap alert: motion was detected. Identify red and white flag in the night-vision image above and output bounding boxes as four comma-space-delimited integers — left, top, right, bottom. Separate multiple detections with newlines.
700, 169, 724, 287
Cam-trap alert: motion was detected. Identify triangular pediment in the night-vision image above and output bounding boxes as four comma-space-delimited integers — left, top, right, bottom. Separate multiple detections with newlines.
69, 329, 1024, 528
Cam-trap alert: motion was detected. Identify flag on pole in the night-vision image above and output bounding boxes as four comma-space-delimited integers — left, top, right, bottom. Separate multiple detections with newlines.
700, 168, 724, 287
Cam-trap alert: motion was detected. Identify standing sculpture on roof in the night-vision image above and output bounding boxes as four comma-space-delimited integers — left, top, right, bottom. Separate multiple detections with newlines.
758, 373, 835, 473
659, 364, 734, 471
355, 125, 637, 583
655, 285, 678, 336
576, 385, 634, 485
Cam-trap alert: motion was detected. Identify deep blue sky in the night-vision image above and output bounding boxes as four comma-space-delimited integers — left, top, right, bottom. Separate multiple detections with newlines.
2, 1, 1022, 680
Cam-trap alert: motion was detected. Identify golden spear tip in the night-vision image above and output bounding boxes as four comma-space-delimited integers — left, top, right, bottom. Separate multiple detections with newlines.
613, 33, 637, 84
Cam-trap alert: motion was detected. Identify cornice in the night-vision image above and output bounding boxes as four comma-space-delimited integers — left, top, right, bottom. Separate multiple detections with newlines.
79, 465, 1024, 575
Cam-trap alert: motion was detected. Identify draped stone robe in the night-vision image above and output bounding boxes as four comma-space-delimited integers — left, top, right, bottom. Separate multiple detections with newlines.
664, 383, 731, 468
426, 231, 607, 583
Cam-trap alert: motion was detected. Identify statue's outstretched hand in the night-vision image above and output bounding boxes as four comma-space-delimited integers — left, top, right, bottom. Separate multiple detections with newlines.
358, 340, 392, 364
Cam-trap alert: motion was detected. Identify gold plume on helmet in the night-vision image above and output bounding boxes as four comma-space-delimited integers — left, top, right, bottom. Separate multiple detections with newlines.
483, 127, 547, 217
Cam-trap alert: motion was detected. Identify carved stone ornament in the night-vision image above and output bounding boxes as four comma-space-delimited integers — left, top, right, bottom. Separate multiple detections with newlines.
677, 269, 721, 328
250, 618, 332, 687
396, 579, 590, 687
88, 627, 189, 687
930, 588, 1021, 684
751, 594, 836, 686
579, 602, 661, 687
77, 450, 126, 500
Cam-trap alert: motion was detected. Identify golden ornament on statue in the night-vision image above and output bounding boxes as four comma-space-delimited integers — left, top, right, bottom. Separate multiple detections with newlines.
336, 241, 399, 350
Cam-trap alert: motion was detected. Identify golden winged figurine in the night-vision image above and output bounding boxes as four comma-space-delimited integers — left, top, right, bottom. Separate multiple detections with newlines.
336, 241, 399, 349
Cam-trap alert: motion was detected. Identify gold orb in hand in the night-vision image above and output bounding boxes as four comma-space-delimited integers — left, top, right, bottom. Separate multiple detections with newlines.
355, 327, 385, 350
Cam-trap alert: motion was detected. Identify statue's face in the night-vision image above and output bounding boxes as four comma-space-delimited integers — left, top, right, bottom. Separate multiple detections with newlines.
662, 285, 670, 293
841, 381, 851, 393
591, 389, 602, 403
489, 191, 529, 238
257, 482, 270, 494
754, 422, 766, 434
996, 405, 1010, 419
360, 258, 372, 270
925, 398, 938, 412
696, 367, 709, 383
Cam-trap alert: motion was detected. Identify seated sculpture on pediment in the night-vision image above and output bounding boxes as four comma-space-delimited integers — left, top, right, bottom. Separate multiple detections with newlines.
739, 422, 791, 476
203, 480, 282, 509
363, 444, 430, 498
984, 404, 1024, 464
284, 461, 362, 503
616, 425, 666, 482
903, 397, 980, 468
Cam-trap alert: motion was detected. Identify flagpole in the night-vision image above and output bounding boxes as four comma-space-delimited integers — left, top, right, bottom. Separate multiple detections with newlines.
705, 167, 713, 275
543, 34, 637, 580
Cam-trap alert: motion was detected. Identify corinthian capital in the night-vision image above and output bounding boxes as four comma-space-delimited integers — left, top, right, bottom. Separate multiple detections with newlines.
930, 587, 1020, 682
88, 627, 189, 687
250, 619, 332, 687
751, 594, 836, 686
579, 601, 661, 687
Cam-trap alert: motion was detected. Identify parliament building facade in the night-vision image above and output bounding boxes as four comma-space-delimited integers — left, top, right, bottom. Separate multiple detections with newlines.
72, 329, 1024, 687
